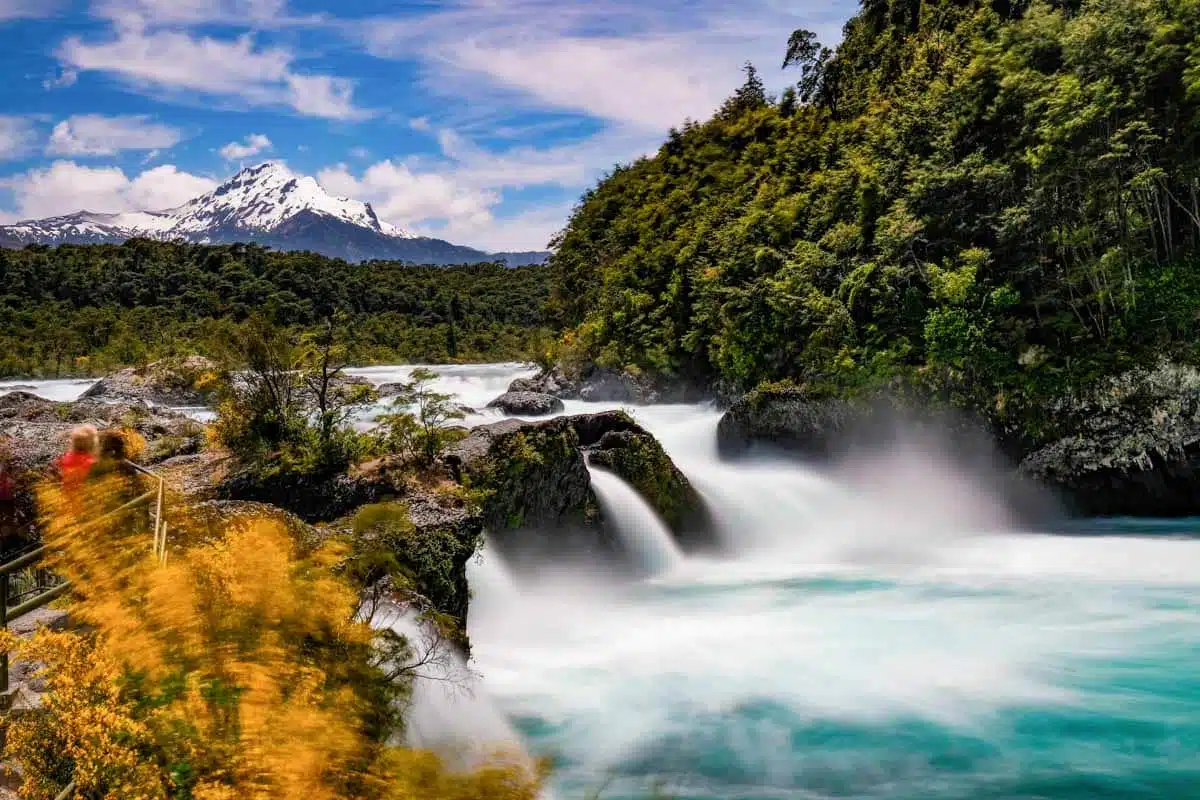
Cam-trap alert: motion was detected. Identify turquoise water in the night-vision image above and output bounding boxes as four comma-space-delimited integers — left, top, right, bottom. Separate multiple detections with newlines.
469, 525, 1200, 800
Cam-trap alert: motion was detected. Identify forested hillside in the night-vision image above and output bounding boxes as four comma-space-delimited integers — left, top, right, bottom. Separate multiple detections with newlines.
551, 0, 1200, 440
0, 241, 554, 376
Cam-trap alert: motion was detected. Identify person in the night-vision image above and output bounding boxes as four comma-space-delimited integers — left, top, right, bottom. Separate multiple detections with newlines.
94, 429, 150, 529
58, 424, 98, 493
0, 439, 17, 556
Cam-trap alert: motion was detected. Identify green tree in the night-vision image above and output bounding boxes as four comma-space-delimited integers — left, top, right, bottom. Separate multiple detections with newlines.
376, 369, 467, 467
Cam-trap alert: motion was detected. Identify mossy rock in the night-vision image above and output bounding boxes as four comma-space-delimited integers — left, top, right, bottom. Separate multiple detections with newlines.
587, 429, 716, 551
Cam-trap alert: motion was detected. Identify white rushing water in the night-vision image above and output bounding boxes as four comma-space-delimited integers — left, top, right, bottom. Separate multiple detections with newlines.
587, 467, 684, 575
13, 364, 1200, 798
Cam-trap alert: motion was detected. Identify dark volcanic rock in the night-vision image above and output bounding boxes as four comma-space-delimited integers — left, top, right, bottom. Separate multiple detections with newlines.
715, 383, 993, 461
447, 411, 715, 554
81, 356, 218, 406
486, 391, 565, 416
510, 364, 709, 405
586, 427, 717, 550
1019, 362, 1200, 516
217, 469, 386, 524
446, 417, 591, 536
508, 366, 581, 400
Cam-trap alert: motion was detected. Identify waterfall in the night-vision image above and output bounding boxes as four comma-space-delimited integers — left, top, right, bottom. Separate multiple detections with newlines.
465, 539, 521, 627
369, 603, 527, 766
587, 467, 684, 574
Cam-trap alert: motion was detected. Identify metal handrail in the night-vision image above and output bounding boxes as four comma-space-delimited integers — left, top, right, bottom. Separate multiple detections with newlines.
1, 459, 170, 696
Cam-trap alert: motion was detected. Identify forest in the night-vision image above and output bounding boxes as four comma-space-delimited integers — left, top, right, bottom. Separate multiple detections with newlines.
0, 241, 555, 377
549, 0, 1200, 443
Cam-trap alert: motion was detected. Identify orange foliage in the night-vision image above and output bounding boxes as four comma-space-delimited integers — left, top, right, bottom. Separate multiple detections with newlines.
2, 475, 545, 800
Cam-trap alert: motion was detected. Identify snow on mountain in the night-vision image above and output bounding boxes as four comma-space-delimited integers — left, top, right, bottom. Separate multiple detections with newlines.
0, 161, 548, 265
164, 162, 410, 238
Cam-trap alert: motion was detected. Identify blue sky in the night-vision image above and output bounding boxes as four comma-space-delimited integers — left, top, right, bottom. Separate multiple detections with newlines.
0, 0, 854, 251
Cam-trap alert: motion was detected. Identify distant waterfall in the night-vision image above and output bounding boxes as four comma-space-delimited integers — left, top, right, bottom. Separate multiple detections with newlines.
587, 467, 684, 574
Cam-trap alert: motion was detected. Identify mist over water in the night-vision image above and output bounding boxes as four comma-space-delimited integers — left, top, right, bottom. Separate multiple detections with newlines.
384, 365, 1200, 800
13, 366, 1200, 798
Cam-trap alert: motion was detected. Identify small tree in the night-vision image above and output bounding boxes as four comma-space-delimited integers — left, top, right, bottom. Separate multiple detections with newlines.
720, 62, 768, 117
213, 315, 375, 475
375, 369, 466, 467
298, 313, 377, 471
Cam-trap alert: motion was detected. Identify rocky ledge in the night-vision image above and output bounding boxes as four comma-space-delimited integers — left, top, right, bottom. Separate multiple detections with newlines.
1018, 362, 1200, 516
81, 355, 218, 407
444, 410, 714, 552
717, 362, 1200, 518
715, 382, 993, 460
509, 363, 709, 405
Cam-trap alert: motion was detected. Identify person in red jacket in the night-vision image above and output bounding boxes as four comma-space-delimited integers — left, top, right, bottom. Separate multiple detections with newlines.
58, 424, 98, 494
0, 439, 17, 554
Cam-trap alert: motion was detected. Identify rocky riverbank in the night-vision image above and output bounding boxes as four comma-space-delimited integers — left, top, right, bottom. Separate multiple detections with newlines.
2, 359, 710, 653
711, 362, 1200, 518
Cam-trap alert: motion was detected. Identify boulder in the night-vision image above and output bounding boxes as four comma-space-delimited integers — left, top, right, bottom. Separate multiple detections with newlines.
716, 384, 867, 459
446, 416, 591, 536
486, 391, 565, 416
585, 424, 717, 550
298, 374, 375, 405
1019, 362, 1200, 516
81, 356, 218, 407
508, 366, 581, 400
446, 411, 715, 555
510, 363, 709, 405
715, 383, 992, 461
377, 382, 406, 398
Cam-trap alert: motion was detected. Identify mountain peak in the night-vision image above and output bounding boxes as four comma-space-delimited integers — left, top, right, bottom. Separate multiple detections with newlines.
0, 162, 548, 266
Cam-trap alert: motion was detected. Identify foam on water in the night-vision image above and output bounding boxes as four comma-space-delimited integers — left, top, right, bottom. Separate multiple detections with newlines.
0, 378, 96, 403
20, 366, 1200, 798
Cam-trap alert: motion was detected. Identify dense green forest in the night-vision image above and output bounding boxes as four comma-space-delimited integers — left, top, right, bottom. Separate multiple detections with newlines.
0, 240, 554, 377
550, 0, 1200, 441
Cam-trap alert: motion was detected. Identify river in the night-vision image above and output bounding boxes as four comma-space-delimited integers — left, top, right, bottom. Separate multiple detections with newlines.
7, 364, 1200, 799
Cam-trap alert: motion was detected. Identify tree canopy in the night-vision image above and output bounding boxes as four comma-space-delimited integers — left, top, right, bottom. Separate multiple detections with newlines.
549, 0, 1200, 442
0, 241, 555, 377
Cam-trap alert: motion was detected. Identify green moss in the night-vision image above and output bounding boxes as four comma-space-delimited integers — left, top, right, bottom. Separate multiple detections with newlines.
591, 432, 697, 534
467, 424, 582, 531
348, 502, 476, 640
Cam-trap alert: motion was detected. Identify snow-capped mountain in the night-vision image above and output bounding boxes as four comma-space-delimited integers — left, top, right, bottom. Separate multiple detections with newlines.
0, 162, 549, 267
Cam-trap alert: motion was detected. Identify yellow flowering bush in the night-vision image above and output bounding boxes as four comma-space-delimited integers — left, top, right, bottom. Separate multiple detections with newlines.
3, 476, 544, 800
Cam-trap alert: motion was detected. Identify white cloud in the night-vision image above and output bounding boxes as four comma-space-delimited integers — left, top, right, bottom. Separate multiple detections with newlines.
47, 114, 182, 156
43, 68, 78, 90
411, 202, 572, 253
318, 160, 498, 232
364, 0, 851, 134
58, 28, 367, 120
90, 0, 298, 28
219, 133, 272, 160
1, 160, 216, 220
313, 124, 650, 251
0, 117, 38, 161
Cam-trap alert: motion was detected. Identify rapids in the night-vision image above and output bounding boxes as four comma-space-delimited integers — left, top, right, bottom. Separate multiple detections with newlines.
9, 364, 1200, 798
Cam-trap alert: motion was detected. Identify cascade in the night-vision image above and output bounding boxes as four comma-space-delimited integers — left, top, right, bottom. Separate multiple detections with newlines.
370, 603, 526, 764
586, 467, 684, 574
465, 539, 521, 623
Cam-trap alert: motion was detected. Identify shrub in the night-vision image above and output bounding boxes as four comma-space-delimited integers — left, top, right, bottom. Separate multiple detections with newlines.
0, 476, 545, 800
